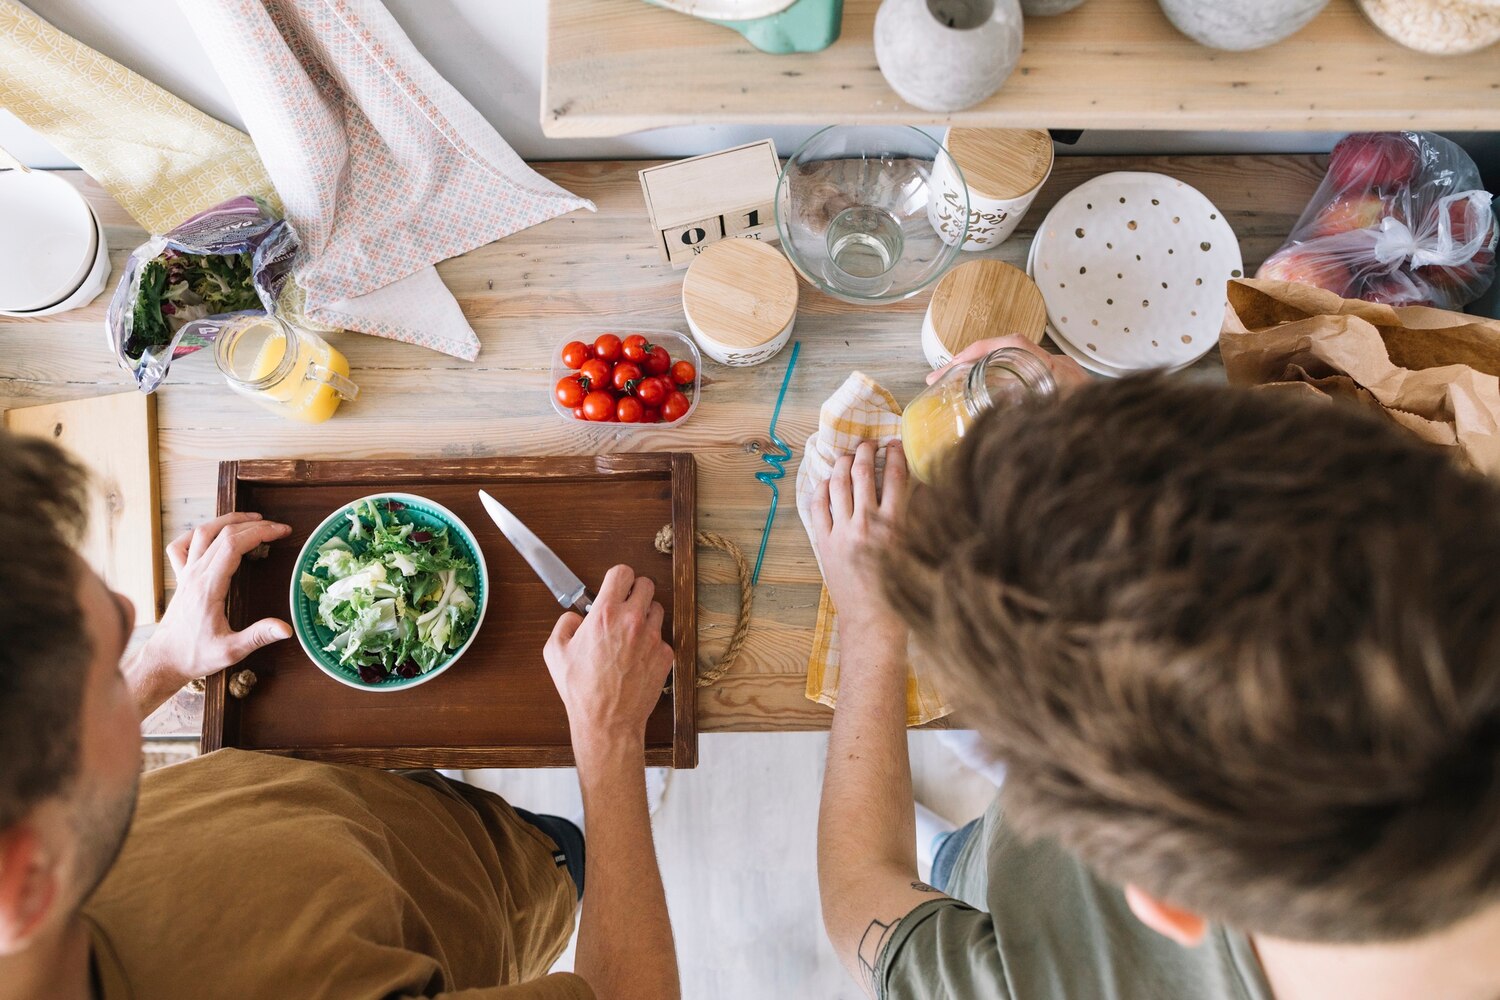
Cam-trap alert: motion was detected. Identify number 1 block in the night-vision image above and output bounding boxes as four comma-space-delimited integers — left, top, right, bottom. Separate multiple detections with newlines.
725, 202, 774, 239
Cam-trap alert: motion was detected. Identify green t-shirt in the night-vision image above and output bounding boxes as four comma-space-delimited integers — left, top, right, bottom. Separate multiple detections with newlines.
878, 800, 1274, 1000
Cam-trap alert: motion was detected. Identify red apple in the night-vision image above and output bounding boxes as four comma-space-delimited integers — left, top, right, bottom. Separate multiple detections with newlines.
1434, 195, 1498, 250
1309, 193, 1390, 238
1359, 271, 1435, 307
1328, 133, 1421, 192
1257, 247, 1355, 296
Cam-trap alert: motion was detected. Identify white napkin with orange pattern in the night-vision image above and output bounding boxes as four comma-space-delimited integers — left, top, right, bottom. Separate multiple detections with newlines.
181, 0, 594, 360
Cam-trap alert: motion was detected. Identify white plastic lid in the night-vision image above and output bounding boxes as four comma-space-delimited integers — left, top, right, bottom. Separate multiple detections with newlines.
0, 169, 97, 312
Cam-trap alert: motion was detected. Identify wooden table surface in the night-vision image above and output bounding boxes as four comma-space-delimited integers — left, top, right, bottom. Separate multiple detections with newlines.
545, 0, 1500, 138
0, 154, 1326, 738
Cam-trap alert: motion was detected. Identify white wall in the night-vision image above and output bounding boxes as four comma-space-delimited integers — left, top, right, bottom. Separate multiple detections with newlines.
1, 0, 1373, 170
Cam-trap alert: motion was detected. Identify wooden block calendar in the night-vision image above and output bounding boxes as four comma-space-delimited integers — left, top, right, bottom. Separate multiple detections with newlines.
639, 140, 781, 268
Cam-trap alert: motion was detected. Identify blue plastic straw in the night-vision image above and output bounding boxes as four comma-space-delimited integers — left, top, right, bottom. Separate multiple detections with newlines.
752, 341, 801, 586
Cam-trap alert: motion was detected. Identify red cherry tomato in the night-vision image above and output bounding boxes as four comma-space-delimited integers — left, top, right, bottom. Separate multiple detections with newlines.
611, 360, 643, 392
616, 396, 645, 423
639, 407, 661, 424
635, 375, 669, 408
593, 333, 623, 362
572, 406, 586, 421
661, 390, 690, 422
578, 358, 611, 391
622, 334, 650, 362
581, 390, 615, 422
642, 343, 672, 376
670, 360, 696, 387
560, 340, 590, 370
555, 375, 586, 409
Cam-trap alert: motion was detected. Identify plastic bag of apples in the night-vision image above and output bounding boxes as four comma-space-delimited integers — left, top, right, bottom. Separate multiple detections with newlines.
1258, 132, 1497, 311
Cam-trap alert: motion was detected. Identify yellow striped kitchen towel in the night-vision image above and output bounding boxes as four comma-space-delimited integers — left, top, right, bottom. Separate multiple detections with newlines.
794, 372, 953, 726
0, 0, 274, 233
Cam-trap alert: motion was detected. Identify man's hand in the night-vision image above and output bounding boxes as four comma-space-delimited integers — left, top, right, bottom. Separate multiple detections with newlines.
129, 513, 295, 717
928, 334, 1092, 392
544, 564, 674, 761
811, 439, 909, 645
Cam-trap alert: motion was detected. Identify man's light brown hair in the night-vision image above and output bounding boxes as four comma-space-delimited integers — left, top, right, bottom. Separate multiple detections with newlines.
883, 375, 1500, 942
0, 430, 90, 832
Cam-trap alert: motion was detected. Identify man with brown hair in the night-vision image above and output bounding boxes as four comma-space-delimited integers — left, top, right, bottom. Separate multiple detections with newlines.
813, 337, 1500, 1000
0, 429, 680, 1000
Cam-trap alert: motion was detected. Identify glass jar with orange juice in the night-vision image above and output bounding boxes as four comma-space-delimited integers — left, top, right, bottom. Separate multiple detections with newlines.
901, 347, 1055, 482
214, 314, 358, 423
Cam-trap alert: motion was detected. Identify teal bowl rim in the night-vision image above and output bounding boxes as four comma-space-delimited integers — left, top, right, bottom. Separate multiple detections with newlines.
287, 492, 490, 693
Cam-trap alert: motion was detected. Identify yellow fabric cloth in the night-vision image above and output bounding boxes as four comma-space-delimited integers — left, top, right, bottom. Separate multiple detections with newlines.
0, 0, 274, 233
795, 372, 953, 726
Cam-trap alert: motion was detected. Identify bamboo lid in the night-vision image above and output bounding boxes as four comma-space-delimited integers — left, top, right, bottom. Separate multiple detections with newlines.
928, 260, 1047, 354
945, 129, 1054, 201
681, 238, 798, 348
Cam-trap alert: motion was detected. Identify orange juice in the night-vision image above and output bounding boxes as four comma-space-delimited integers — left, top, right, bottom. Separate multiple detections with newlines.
246, 329, 351, 423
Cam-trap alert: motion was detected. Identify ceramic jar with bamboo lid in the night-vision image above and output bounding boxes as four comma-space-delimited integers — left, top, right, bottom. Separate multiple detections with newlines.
928, 127, 1054, 251
921, 259, 1047, 369
682, 237, 799, 367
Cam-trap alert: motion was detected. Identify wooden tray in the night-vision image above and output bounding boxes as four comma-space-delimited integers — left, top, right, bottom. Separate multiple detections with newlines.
203, 455, 697, 768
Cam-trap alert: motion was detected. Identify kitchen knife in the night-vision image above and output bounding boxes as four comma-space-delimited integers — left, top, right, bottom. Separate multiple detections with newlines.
478, 490, 596, 616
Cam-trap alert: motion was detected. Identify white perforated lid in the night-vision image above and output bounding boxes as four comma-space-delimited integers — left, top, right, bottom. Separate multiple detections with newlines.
1030, 172, 1242, 372
0, 169, 97, 312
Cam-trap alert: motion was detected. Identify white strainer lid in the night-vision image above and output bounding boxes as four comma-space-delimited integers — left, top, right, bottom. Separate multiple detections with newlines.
1031, 172, 1242, 373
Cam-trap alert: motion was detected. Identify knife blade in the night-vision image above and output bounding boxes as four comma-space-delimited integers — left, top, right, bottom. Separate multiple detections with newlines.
478, 490, 596, 616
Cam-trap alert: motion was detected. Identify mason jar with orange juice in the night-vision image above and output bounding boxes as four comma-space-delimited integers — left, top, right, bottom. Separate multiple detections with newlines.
214, 314, 358, 423
901, 347, 1055, 482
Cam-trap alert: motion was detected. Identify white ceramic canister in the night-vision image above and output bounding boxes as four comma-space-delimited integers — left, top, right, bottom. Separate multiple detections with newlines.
920, 259, 1047, 369
1157, 0, 1329, 50
873, 0, 1024, 113
928, 127, 1054, 251
681, 237, 798, 367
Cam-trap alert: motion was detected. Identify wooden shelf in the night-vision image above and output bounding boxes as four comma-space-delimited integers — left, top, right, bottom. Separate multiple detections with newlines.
544, 0, 1500, 137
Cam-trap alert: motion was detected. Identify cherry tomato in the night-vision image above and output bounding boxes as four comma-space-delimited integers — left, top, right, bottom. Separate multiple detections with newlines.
578, 358, 611, 391
555, 375, 586, 408
661, 390, 691, 422
611, 361, 643, 392
635, 375, 669, 408
572, 406, 586, 421
561, 340, 590, 370
581, 390, 615, 422
670, 360, 697, 386
616, 396, 645, 423
622, 334, 650, 362
593, 333, 623, 362
639, 407, 661, 424
642, 343, 672, 376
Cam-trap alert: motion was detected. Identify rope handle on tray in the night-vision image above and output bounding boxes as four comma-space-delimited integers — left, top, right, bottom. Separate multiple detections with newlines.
654, 524, 752, 687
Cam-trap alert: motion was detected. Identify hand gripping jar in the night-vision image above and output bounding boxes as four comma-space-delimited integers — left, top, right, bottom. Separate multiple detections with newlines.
900, 347, 1056, 482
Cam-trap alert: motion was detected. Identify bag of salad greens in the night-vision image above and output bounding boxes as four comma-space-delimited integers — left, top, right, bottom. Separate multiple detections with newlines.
106, 196, 300, 392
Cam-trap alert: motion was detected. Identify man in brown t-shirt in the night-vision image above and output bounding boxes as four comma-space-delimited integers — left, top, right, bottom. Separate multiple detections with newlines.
0, 430, 680, 1000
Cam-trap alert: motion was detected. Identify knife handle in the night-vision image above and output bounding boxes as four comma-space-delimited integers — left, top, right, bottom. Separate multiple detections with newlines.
572, 589, 596, 616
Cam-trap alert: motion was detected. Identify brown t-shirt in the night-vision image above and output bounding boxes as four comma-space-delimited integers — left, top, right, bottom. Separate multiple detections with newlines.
82, 749, 592, 1000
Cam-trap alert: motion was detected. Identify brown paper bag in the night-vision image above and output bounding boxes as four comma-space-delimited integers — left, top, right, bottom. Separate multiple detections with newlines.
1220, 279, 1500, 477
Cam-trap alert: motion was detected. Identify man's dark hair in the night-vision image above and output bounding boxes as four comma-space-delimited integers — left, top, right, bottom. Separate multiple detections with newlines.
0, 430, 90, 832
883, 375, 1500, 942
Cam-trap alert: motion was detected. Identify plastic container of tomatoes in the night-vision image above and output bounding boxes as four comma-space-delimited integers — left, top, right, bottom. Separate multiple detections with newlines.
550, 327, 702, 427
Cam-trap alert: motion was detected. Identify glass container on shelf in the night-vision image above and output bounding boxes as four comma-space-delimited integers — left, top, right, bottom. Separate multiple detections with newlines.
901, 347, 1055, 482
214, 313, 358, 424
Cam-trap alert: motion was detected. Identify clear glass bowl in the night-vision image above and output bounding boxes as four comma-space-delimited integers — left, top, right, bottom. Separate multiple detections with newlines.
775, 125, 968, 305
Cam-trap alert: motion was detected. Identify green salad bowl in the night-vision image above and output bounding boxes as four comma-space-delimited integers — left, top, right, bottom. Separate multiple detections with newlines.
289, 493, 489, 692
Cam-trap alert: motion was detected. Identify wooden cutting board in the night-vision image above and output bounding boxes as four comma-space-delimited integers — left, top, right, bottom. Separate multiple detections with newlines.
2, 392, 161, 625
204, 454, 697, 769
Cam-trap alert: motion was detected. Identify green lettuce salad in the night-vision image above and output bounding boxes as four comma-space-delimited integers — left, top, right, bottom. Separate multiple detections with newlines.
299, 499, 479, 684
